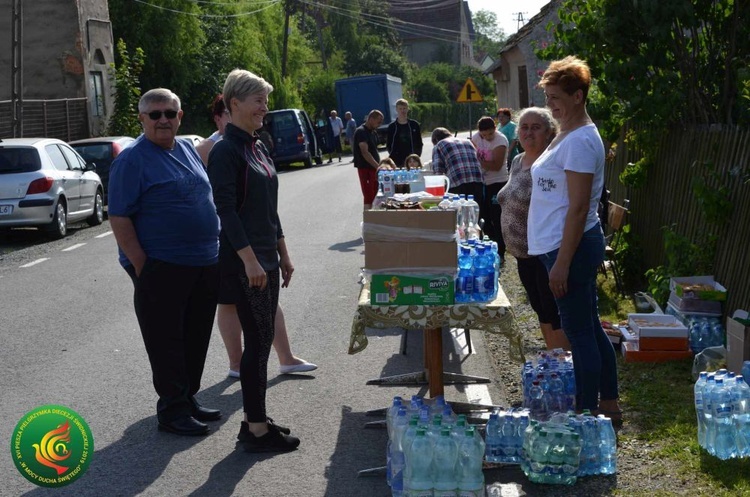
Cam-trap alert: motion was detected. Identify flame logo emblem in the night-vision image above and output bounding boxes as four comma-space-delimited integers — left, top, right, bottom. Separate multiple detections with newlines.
32, 421, 72, 476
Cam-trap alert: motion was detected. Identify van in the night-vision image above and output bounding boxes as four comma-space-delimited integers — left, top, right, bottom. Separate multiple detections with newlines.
264, 109, 322, 168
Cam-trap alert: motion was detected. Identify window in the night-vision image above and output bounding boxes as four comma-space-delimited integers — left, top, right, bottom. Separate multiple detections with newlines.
59, 145, 86, 171
89, 72, 105, 117
45, 145, 70, 171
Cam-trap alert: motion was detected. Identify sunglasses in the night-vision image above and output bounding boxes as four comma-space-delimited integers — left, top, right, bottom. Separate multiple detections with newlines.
145, 110, 178, 120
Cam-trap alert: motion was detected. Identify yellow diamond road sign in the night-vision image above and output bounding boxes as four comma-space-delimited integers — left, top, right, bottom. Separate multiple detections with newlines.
456, 77, 483, 103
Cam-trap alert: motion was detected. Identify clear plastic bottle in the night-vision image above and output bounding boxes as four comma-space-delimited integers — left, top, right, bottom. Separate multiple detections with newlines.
456, 427, 485, 497
464, 194, 480, 237
548, 431, 566, 484
742, 362, 750, 387
712, 377, 737, 459
561, 432, 582, 485
484, 412, 501, 463
529, 380, 546, 421
471, 245, 493, 303
404, 428, 434, 497
432, 429, 459, 497
499, 413, 516, 463
455, 246, 474, 303
733, 375, 750, 458
579, 417, 600, 475
391, 408, 409, 497
438, 194, 452, 210
597, 415, 617, 474
703, 373, 717, 452
547, 373, 566, 414
694, 372, 708, 448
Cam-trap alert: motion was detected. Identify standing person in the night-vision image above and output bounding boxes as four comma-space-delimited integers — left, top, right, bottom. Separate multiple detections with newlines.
197, 94, 317, 379
497, 107, 570, 351
472, 116, 508, 259
344, 111, 357, 148
497, 108, 520, 168
528, 56, 620, 420
208, 69, 300, 451
353, 110, 384, 210
328, 110, 344, 163
108, 88, 221, 436
386, 98, 423, 168
430, 127, 484, 204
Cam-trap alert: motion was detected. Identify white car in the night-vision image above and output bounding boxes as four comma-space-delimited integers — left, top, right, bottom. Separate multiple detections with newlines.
0, 138, 104, 238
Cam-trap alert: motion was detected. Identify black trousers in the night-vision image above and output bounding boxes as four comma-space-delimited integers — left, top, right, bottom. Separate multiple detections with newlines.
483, 181, 507, 257
125, 259, 219, 423
223, 268, 280, 423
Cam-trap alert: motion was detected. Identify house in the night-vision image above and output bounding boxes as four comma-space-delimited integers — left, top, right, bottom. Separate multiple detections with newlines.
485, 0, 561, 111
0, 0, 115, 139
387, 0, 477, 67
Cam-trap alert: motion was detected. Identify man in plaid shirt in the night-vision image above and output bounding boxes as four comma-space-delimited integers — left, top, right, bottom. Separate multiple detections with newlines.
431, 127, 484, 206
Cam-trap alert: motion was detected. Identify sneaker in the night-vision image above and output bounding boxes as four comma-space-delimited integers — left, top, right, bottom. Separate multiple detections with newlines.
239, 424, 300, 453
279, 361, 318, 374
267, 417, 291, 435
228, 369, 240, 379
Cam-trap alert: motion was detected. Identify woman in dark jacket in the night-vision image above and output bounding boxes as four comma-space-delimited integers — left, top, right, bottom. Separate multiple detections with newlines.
208, 69, 300, 452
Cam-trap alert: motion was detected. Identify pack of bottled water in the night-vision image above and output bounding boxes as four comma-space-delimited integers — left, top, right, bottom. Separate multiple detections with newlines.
520, 412, 617, 485
687, 317, 725, 354
484, 408, 530, 464
385, 395, 487, 497
522, 349, 576, 421
694, 368, 750, 460
455, 239, 501, 304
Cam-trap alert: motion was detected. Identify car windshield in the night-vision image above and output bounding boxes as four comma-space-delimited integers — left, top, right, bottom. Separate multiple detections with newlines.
71, 144, 112, 165
0, 147, 41, 174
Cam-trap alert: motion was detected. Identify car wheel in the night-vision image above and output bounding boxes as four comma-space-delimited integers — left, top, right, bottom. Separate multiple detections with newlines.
47, 199, 67, 239
87, 190, 104, 226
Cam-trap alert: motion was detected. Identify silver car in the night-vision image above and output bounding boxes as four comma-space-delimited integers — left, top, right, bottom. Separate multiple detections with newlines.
0, 138, 104, 238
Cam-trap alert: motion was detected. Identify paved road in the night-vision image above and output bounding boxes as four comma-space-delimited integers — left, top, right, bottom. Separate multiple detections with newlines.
0, 138, 511, 497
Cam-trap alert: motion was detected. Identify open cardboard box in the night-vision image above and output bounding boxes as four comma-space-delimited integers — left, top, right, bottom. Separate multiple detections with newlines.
628, 313, 689, 351
727, 310, 750, 374
621, 341, 693, 362
670, 275, 727, 301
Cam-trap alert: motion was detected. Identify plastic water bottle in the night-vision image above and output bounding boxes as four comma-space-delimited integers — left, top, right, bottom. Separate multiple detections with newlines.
382, 170, 395, 198
512, 410, 529, 463
439, 194, 452, 210
529, 380, 546, 421
694, 372, 708, 448
442, 404, 457, 428
742, 362, 750, 387
547, 373, 566, 414
597, 415, 617, 474
455, 246, 474, 303
499, 414, 516, 463
401, 417, 420, 489
388, 407, 408, 486
464, 194, 480, 236
579, 417, 600, 475
733, 375, 750, 458
404, 428, 433, 497
527, 429, 551, 484
387, 397, 404, 440
433, 429, 459, 497
484, 412, 501, 462
703, 374, 717, 453
456, 427, 485, 497
471, 246, 493, 302
712, 377, 737, 459
391, 408, 409, 497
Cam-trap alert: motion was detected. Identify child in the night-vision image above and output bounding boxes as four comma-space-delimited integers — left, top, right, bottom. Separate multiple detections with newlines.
404, 154, 423, 170
378, 158, 397, 171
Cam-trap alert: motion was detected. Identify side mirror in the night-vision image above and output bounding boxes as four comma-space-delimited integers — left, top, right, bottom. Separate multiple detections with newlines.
85, 162, 97, 172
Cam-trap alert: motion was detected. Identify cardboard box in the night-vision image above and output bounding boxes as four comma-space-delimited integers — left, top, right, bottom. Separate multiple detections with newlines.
726, 310, 750, 374
362, 210, 457, 242
370, 274, 454, 305
628, 313, 689, 339
621, 341, 693, 362
670, 275, 727, 301
668, 291, 722, 314
364, 241, 457, 271
639, 336, 689, 351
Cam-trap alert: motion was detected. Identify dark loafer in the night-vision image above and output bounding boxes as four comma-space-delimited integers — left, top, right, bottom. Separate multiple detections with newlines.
158, 416, 209, 436
192, 405, 222, 422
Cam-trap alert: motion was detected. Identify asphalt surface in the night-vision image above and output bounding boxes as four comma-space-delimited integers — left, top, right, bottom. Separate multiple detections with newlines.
0, 141, 514, 496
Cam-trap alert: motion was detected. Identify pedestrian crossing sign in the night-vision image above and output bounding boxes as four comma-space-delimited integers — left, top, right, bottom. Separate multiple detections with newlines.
456, 77, 483, 103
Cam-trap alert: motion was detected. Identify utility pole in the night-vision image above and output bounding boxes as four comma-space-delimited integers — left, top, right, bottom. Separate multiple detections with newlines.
281, 0, 292, 78
513, 12, 528, 31
11, 0, 24, 137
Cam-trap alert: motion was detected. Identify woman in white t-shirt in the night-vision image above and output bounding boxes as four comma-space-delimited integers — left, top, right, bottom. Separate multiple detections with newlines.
471, 116, 508, 259
528, 56, 621, 423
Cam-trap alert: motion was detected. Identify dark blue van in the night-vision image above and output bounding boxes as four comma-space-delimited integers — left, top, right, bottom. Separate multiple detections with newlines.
264, 109, 322, 168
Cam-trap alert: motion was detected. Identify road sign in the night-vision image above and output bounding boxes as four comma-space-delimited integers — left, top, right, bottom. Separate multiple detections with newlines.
456, 77, 483, 103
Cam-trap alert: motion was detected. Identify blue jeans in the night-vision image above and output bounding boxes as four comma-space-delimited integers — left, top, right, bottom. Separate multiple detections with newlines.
538, 225, 618, 411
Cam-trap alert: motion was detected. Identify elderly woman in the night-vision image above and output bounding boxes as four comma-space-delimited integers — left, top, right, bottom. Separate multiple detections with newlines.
208, 69, 300, 451
527, 56, 621, 420
497, 108, 570, 352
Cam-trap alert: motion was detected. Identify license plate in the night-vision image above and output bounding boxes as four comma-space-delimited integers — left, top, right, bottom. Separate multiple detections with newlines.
0, 205, 12, 215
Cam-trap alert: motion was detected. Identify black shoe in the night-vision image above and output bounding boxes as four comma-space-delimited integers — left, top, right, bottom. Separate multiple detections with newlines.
192, 405, 222, 422
239, 425, 300, 453
158, 416, 209, 436
266, 417, 291, 435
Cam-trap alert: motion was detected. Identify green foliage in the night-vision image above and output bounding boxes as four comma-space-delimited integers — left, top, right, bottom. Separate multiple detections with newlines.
301, 72, 340, 119
409, 101, 493, 133
614, 224, 645, 291
106, 39, 144, 137
407, 63, 495, 104
472, 10, 506, 56
619, 158, 651, 189
343, 39, 411, 80
691, 160, 734, 226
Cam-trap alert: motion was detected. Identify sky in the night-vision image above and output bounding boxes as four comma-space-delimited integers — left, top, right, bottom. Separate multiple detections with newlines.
466, 0, 550, 37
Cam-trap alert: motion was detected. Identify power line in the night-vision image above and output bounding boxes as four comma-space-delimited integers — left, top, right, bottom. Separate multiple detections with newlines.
133, 0, 281, 18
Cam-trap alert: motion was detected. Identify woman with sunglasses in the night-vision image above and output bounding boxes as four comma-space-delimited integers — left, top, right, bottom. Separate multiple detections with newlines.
208, 70, 300, 452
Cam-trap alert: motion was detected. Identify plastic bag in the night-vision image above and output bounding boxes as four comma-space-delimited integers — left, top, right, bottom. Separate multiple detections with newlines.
692, 345, 726, 381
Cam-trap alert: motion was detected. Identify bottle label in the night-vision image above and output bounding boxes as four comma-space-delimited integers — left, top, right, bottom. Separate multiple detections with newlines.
457, 275, 473, 294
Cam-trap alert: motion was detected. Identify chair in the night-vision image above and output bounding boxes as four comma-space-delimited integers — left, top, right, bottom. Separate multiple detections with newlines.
602, 200, 629, 296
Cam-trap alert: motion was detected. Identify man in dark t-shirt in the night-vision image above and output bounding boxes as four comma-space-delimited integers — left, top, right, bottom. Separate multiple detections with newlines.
386, 98, 423, 168
353, 109, 384, 210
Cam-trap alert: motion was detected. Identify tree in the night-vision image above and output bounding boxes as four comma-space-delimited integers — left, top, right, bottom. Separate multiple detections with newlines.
472, 10, 506, 56
107, 39, 144, 137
